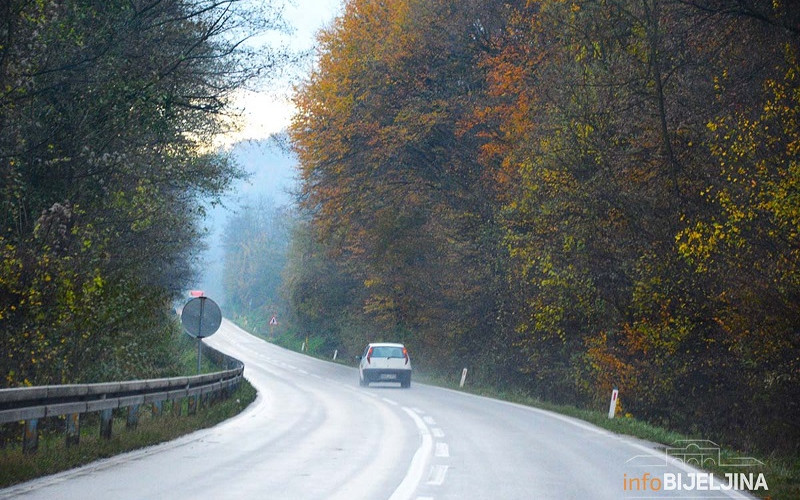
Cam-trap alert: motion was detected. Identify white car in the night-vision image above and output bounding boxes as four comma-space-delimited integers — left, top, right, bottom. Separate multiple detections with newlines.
358, 343, 412, 388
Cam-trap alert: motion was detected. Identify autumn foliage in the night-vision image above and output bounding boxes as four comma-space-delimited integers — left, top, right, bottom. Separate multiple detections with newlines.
289, 0, 799, 455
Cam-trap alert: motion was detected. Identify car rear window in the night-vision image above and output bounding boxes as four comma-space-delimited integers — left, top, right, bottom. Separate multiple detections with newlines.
371, 346, 405, 358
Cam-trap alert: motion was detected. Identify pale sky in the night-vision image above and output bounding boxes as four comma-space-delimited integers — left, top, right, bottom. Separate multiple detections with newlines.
225, 0, 343, 145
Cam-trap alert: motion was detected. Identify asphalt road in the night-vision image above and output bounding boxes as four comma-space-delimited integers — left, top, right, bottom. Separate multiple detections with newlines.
0, 320, 758, 500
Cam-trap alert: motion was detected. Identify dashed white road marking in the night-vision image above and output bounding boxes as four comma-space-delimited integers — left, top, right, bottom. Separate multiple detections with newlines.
423, 416, 436, 425
434, 442, 449, 458
431, 428, 445, 438
426, 464, 449, 486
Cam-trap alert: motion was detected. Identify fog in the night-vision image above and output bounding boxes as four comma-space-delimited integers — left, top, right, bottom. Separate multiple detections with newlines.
197, 136, 298, 307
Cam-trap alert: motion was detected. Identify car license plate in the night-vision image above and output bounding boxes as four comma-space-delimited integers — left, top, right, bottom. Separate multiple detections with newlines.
380, 374, 397, 380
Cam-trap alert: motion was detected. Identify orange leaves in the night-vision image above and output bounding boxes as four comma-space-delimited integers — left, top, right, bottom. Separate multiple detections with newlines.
288, 0, 800, 454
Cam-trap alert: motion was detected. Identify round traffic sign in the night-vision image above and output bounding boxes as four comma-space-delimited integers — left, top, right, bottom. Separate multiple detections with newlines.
181, 296, 222, 338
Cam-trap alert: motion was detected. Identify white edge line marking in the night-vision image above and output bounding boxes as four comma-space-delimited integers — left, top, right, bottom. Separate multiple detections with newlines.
389, 407, 433, 500
434, 386, 755, 500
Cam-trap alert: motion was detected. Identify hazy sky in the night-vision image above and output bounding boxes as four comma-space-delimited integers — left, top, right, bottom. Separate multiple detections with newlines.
229, 0, 344, 143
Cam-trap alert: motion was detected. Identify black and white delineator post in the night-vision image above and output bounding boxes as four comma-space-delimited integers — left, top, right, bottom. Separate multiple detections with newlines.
608, 387, 619, 419
181, 295, 222, 374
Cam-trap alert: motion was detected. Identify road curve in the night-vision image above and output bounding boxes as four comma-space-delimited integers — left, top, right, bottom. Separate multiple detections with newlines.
0, 320, 757, 500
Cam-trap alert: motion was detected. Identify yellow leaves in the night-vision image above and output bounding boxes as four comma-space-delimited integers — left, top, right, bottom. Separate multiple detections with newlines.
363, 277, 381, 288
573, 120, 594, 140
675, 221, 725, 273
788, 138, 800, 156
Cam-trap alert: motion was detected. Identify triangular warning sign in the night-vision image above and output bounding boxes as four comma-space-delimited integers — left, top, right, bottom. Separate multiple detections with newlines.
269, 316, 278, 325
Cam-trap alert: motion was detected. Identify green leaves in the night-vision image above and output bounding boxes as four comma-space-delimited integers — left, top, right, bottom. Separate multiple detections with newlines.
1, 0, 285, 385
286, 0, 799, 455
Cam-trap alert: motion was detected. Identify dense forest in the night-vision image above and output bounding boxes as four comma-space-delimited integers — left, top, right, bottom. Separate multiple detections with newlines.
221, 196, 295, 333
0, 0, 285, 385
288, 0, 800, 455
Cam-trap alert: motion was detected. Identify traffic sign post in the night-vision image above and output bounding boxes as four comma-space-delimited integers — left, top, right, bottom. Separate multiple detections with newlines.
269, 314, 277, 339
181, 295, 222, 374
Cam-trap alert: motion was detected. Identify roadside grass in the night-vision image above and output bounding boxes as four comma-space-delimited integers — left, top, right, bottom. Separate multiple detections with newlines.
181, 337, 224, 374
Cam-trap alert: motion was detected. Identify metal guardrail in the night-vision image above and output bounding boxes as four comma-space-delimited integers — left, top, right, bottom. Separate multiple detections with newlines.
0, 342, 245, 452
0, 367, 244, 424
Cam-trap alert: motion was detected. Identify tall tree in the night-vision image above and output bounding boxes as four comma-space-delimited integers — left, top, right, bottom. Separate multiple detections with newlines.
288, 0, 800, 454
0, 0, 286, 385
484, 0, 799, 450
291, 0, 515, 372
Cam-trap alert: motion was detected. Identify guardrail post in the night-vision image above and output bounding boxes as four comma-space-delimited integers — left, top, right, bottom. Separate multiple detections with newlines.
172, 399, 181, 416
152, 401, 162, 417
23, 419, 38, 454
66, 413, 80, 447
100, 409, 113, 439
187, 395, 197, 415
126, 404, 139, 429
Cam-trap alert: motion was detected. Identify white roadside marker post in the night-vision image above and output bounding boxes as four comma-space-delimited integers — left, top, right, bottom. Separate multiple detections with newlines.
608, 387, 619, 419
459, 368, 468, 388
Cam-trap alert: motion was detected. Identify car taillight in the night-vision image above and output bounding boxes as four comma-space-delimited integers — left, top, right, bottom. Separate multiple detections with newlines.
403, 347, 409, 365
367, 347, 373, 364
